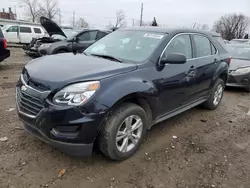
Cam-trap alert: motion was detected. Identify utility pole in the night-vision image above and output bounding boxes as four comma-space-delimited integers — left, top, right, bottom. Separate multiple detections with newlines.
73, 11, 75, 27
140, 3, 143, 26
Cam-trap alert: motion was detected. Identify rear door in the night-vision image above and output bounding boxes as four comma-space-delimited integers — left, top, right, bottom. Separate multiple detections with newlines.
4, 25, 19, 43
19, 26, 33, 44
75, 30, 98, 51
186, 34, 218, 102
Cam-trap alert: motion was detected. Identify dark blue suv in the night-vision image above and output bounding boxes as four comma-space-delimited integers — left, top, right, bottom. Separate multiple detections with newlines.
16, 27, 229, 160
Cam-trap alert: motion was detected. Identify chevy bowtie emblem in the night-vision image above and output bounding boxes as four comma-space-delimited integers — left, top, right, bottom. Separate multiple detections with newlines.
21, 85, 27, 91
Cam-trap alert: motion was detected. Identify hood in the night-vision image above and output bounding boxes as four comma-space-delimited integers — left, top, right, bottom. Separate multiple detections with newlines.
24, 53, 137, 91
229, 58, 250, 71
40, 16, 67, 38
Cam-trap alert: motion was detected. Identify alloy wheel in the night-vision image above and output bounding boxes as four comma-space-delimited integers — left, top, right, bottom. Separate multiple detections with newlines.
116, 115, 143, 153
213, 84, 223, 106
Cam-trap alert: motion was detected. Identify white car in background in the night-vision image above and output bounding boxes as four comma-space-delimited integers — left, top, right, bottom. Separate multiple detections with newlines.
1, 24, 45, 44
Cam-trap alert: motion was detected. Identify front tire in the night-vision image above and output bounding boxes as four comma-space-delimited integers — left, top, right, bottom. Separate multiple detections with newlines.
203, 78, 225, 110
98, 103, 148, 161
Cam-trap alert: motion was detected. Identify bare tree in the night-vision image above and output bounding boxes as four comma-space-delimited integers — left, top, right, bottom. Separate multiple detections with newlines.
115, 10, 126, 28
76, 18, 89, 28
21, 0, 41, 22
213, 13, 249, 40
39, 0, 59, 20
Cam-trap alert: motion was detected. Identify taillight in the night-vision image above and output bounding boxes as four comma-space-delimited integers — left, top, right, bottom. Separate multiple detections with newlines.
3, 38, 7, 49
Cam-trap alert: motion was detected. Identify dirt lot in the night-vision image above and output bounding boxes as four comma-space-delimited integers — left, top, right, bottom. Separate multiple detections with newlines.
0, 48, 250, 188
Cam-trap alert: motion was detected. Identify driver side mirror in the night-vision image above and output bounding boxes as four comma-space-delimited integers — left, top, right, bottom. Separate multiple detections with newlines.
160, 53, 187, 65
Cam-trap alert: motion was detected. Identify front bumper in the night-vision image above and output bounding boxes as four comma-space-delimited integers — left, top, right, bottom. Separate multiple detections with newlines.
16, 79, 108, 156
25, 47, 40, 58
23, 122, 93, 156
226, 71, 250, 88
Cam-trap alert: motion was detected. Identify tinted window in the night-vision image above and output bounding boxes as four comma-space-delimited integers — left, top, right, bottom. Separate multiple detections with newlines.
7, 26, 18, 32
193, 35, 211, 57
96, 31, 108, 40
78, 31, 98, 41
20, 27, 32, 33
34, 28, 42, 33
163, 34, 192, 59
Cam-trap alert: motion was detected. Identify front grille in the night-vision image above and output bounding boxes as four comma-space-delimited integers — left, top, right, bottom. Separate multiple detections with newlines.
16, 88, 43, 117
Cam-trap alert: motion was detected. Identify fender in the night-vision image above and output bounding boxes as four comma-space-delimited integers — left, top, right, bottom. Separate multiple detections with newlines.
95, 76, 159, 118
211, 60, 229, 87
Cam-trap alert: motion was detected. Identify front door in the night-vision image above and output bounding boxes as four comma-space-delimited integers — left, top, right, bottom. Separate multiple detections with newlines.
157, 34, 195, 115
4, 26, 19, 43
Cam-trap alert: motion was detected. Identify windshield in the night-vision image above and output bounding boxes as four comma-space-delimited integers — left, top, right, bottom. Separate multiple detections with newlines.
84, 30, 166, 62
226, 45, 250, 60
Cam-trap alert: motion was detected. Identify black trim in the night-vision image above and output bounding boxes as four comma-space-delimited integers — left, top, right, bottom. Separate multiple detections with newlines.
23, 123, 93, 156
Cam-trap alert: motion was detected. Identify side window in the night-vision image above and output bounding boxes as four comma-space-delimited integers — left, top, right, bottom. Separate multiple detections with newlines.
163, 34, 192, 59
193, 35, 212, 57
7, 26, 18, 32
96, 31, 108, 40
34, 28, 42, 34
20, 27, 32, 33
78, 31, 98, 41
211, 43, 217, 54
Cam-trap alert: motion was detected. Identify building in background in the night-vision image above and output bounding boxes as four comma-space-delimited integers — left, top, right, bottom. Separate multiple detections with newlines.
0, 8, 16, 20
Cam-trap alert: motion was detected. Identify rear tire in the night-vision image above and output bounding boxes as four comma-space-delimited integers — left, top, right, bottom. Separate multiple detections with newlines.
203, 78, 225, 110
98, 103, 147, 161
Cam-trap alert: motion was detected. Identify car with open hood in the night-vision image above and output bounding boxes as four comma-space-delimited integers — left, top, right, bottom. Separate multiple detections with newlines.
16, 27, 229, 160
226, 44, 250, 91
38, 29, 111, 56
23, 17, 77, 57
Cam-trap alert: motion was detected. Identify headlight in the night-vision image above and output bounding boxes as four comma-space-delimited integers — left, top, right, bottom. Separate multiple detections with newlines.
235, 67, 250, 75
41, 44, 52, 48
53, 81, 100, 106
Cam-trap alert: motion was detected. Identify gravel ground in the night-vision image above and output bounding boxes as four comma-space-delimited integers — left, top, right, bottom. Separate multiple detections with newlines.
0, 48, 250, 188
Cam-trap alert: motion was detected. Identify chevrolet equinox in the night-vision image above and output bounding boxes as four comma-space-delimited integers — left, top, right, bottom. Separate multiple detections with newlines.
16, 27, 229, 161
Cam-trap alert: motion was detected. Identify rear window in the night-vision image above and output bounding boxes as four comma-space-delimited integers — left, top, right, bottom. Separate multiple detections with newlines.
33, 28, 42, 34
20, 27, 32, 33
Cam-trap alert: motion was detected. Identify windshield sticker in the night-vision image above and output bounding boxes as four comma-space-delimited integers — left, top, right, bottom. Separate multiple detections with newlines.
143, 33, 164, 39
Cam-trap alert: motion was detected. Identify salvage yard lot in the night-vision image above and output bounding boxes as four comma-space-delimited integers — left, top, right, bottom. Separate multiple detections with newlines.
0, 48, 250, 188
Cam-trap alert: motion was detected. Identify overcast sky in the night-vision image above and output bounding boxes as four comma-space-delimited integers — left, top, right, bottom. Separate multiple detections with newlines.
1, 0, 250, 29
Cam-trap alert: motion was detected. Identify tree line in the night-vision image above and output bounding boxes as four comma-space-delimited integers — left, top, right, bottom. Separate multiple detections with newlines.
20, 0, 249, 40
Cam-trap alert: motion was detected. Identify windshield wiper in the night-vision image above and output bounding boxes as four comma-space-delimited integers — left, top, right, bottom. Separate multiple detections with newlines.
90, 54, 123, 63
